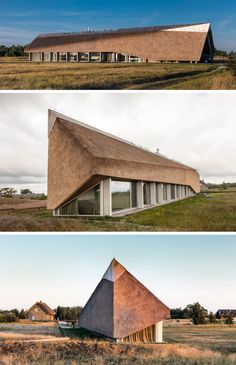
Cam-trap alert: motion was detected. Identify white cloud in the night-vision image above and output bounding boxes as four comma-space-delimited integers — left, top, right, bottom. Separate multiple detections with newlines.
0, 92, 235, 193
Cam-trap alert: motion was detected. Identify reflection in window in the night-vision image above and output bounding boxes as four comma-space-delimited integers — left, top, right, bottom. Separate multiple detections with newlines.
163, 184, 167, 201
111, 181, 137, 212
143, 183, 151, 205
171, 184, 175, 200
60, 184, 100, 215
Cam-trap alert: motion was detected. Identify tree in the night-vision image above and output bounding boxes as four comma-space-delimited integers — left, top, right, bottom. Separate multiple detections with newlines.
184, 302, 208, 325
224, 313, 234, 325
0, 187, 17, 198
19, 309, 27, 319
21, 189, 32, 195
208, 312, 217, 324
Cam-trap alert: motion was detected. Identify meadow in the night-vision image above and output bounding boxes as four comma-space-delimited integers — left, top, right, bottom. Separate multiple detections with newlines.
0, 323, 235, 365
0, 57, 225, 90
0, 192, 235, 232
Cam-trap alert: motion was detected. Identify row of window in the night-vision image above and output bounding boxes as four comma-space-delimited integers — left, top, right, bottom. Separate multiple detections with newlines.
57, 180, 193, 216
30, 52, 141, 63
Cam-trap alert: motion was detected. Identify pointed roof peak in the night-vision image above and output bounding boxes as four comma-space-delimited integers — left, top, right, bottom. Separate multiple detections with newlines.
103, 259, 126, 282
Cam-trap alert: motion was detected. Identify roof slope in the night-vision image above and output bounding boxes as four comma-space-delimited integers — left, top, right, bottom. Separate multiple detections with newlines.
25, 23, 214, 62
28, 301, 55, 316
79, 259, 170, 339
47, 110, 200, 209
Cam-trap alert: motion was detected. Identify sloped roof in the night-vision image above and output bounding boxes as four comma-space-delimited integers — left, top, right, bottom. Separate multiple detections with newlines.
25, 23, 214, 61
79, 259, 170, 339
26, 23, 210, 51
48, 109, 193, 171
28, 301, 55, 316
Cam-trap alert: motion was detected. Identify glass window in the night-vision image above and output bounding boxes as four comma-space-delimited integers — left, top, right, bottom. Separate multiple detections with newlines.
69, 53, 78, 62
60, 184, 100, 216
143, 183, 151, 205
163, 184, 167, 201
90, 52, 101, 62
78, 53, 89, 62
112, 181, 130, 212
59, 53, 67, 62
171, 184, 175, 200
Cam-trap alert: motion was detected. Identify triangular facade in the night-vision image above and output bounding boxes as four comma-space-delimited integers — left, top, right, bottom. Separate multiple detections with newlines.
79, 259, 170, 341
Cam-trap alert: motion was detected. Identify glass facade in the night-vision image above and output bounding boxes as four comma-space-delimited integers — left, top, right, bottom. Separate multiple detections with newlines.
163, 184, 167, 201
60, 184, 100, 215
170, 184, 175, 200
111, 180, 137, 212
143, 183, 151, 205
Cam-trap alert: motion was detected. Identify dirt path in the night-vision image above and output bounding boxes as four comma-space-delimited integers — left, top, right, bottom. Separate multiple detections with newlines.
127, 65, 227, 90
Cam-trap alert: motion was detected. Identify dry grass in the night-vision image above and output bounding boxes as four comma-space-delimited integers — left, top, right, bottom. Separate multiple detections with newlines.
0, 322, 62, 341
0, 339, 235, 365
1, 324, 235, 364
0, 59, 216, 89
0, 198, 46, 212
168, 69, 236, 89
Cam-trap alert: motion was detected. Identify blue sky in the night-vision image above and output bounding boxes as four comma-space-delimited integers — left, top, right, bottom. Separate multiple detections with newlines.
1, 0, 236, 51
0, 234, 235, 312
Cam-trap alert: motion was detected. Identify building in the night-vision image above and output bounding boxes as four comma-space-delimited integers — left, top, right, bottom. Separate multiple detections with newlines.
47, 110, 200, 217
25, 23, 214, 64
216, 309, 236, 320
200, 180, 211, 192
79, 259, 170, 342
27, 301, 55, 321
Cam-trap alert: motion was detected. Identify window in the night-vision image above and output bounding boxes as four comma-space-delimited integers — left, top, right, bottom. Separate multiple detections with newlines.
171, 184, 175, 200
111, 181, 137, 213
59, 53, 67, 62
163, 184, 167, 201
78, 53, 89, 62
60, 184, 100, 216
69, 53, 78, 62
90, 52, 101, 62
143, 183, 151, 205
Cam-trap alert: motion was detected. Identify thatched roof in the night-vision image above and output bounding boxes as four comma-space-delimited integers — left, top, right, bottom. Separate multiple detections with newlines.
25, 23, 214, 62
47, 110, 200, 209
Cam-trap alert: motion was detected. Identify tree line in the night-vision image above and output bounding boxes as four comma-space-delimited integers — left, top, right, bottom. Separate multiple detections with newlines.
171, 302, 234, 325
0, 309, 27, 323
0, 45, 25, 57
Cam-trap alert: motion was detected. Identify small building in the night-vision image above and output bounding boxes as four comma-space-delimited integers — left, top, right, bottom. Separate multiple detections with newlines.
79, 259, 170, 343
25, 23, 214, 64
27, 301, 55, 321
47, 109, 200, 217
200, 180, 211, 192
216, 309, 236, 320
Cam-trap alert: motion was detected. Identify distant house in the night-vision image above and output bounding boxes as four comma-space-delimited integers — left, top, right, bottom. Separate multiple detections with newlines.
27, 301, 55, 321
216, 309, 236, 320
200, 180, 211, 192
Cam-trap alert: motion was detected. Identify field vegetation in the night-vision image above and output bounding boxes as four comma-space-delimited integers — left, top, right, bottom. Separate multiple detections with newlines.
0, 324, 235, 365
0, 58, 222, 90
0, 192, 235, 231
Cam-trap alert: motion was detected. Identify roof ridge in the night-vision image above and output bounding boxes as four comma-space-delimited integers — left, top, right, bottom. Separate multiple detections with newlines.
38, 23, 210, 38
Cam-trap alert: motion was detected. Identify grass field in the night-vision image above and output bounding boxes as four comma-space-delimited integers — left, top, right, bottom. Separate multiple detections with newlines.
0, 324, 235, 365
0, 322, 62, 341
0, 58, 224, 90
0, 192, 235, 231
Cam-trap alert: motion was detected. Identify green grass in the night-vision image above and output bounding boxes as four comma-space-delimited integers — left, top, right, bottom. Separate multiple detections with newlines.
0, 59, 218, 89
0, 192, 235, 231
61, 327, 101, 340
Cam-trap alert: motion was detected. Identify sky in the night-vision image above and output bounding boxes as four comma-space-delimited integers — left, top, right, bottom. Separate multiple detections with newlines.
0, 92, 236, 194
0, 0, 236, 51
0, 234, 235, 312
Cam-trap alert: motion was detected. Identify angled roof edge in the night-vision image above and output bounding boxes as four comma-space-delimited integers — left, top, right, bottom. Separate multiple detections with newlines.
37, 23, 211, 39
48, 109, 196, 171
103, 259, 170, 311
